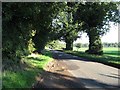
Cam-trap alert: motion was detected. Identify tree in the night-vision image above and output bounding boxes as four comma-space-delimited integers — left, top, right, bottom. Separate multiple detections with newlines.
82, 43, 89, 48
32, 2, 65, 53
46, 40, 65, 50
50, 2, 80, 50
118, 42, 120, 48
74, 2, 120, 55
2, 2, 36, 60
2, 2, 64, 60
75, 43, 82, 48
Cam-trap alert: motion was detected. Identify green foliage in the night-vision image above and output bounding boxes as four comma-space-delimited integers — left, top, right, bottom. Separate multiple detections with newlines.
74, 43, 89, 48
75, 2, 119, 33
2, 2, 64, 60
2, 2, 120, 88
3, 2, 119, 58
46, 40, 65, 50
32, 2, 65, 52
74, 2, 119, 55
51, 2, 79, 50
103, 42, 119, 47
3, 51, 53, 88
74, 43, 82, 48
2, 3, 35, 60
86, 31, 103, 55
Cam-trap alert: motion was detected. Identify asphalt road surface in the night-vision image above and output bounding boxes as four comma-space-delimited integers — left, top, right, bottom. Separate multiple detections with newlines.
51, 50, 120, 90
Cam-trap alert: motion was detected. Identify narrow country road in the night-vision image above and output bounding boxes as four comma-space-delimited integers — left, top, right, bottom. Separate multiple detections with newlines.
51, 50, 120, 89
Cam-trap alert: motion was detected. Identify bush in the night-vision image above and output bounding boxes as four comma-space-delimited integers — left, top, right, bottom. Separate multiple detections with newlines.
46, 40, 65, 50
74, 43, 82, 48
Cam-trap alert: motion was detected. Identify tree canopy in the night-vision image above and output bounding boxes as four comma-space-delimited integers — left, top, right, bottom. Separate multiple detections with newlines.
2, 2, 120, 61
74, 2, 119, 54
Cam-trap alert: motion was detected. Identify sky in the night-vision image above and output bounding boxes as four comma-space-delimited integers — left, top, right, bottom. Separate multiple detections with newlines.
74, 22, 119, 44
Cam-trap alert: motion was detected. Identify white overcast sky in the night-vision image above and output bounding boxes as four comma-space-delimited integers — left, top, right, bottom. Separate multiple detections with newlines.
74, 22, 118, 44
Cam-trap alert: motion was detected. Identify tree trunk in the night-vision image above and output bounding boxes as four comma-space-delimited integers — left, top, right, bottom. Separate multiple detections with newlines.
32, 32, 48, 53
65, 39, 73, 50
85, 29, 103, 55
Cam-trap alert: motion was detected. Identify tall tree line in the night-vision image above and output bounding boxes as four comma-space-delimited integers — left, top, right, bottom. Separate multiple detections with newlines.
2, 2, 64, 60
2, 2, 120, 62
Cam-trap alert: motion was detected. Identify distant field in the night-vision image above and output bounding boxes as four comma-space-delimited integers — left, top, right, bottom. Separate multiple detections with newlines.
64, 47, 120, 68
103, 48, 119, 57
73, 47, 119, 57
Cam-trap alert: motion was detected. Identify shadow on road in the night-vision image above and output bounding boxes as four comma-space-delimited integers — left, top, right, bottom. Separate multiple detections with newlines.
51, 50, 120, 69
51, 50, 90, 61
34, 70, 120, 89
41, 50, 120, 89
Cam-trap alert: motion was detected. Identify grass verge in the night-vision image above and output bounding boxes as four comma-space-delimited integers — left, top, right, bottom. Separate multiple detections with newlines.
63, 50, 120, 69
2, 50, 53, 89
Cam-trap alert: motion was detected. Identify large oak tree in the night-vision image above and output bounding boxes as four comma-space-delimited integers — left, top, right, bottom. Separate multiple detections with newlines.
74, 2, 119, 55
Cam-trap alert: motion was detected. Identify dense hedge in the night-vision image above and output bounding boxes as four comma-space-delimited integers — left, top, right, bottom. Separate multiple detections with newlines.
2, 2, 64, 61
2, 3, 34, 60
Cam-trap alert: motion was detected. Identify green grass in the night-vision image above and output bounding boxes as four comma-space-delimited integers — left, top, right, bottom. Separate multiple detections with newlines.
64, 47, 120, 68
2, 50, 53, 88
103, 48, 119, 57
73, 47, 119, 57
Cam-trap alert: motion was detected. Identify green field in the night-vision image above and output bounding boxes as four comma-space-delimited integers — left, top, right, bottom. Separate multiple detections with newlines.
64, 47, 120, 68
73, 47, 119, 57
103, 48, 119, 57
